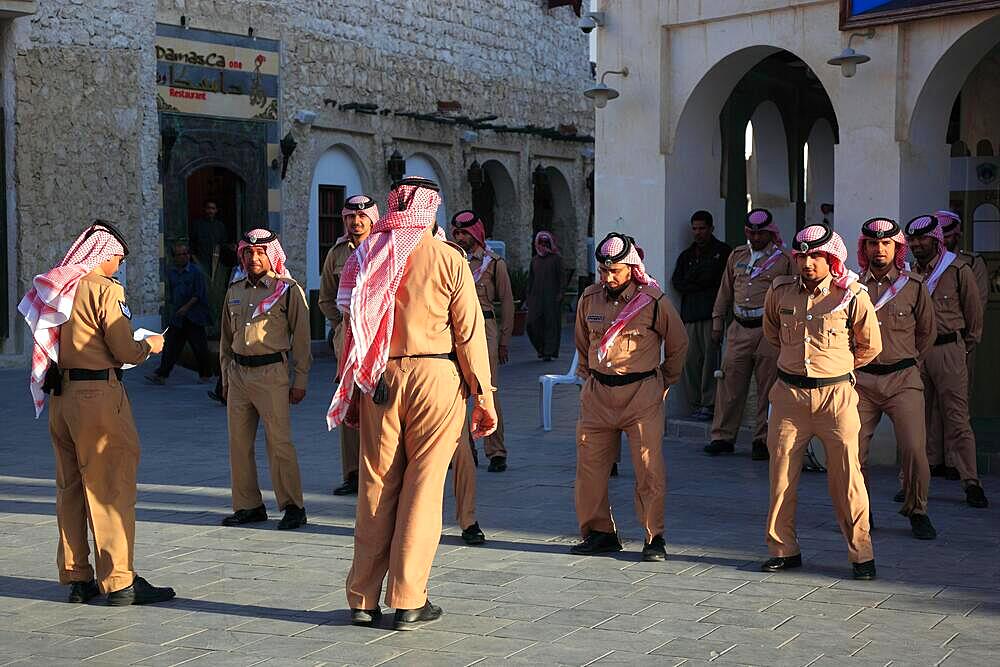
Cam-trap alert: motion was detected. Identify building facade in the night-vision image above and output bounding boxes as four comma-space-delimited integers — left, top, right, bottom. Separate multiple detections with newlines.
0, 0, 595, 363
593, 0, 1000, 454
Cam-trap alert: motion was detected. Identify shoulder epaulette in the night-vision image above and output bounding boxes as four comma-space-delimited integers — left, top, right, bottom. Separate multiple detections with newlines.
581, 283, 604, 299
902, 270, 924, 283
771, 275, 797, 288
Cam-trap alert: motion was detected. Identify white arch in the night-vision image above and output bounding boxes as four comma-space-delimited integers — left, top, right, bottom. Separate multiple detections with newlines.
405, 152, 448, 229
307, 145, 366, 291
973, 202, 1000, 252
482, 159, 519, 263
805, 118, 836, 224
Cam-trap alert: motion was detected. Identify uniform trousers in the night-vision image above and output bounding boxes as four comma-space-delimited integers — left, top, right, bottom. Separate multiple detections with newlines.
49, 374, 139, 594
921, 340, 979, 483
339, 424, 360, 481
576, 372, 666, 543
226, 360, 305, 511
766, 380, 873, 564
681, 319, 717, 412
711, 321, 778, 444
482, 318, 505, 459
347, 357, 464, 610
452, 401, 477, 530
856, 366, 929, 516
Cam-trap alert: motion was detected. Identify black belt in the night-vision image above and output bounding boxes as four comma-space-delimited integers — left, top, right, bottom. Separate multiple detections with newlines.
735, 316, 763, 329
234, 352, 283, 367
388, 352, 457, 361
591, 369, 657, 387
858, 358, 916, 375
67, 368, 123, 381
778, 369, 851, 389
483, 311, 495, 320
934, 332, 958, 346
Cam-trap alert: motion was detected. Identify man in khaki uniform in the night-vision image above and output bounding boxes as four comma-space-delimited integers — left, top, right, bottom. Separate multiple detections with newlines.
326, 177, 496, 631
905, 215, 987, 508
572, 233, 687, 562
450, 210, 514, 472
19, 221, 175, 605
761, 224, 881, 580
220, 229, 313, 530
854, 218, 937, 540
319, 194, 377, 496
707, 208, 793, 460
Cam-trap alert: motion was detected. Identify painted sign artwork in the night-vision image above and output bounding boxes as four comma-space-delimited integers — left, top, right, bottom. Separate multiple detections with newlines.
155, 23, 280, 121
842, 0, 1000, 27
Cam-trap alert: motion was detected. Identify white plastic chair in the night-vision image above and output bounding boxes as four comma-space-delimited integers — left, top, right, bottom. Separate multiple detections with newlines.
539, 352, 583, 431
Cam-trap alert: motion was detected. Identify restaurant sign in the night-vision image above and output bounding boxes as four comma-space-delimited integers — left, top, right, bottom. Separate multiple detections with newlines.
841, 0, 1000, 28
155, 23, 280, 121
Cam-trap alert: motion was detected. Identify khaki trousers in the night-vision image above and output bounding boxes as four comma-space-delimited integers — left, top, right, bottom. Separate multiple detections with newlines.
227, 360, 305, 511
452, 401, 477, 530
681, 319, 717, 411
347, 357, 464, 610
711, 321, 777, 444
922, 340, 979, 483
339, 424, 360, 481
49, 374, 139, 594
576, 373, 667, 543
766, 380, 873, 564
482, 319, 505, 458
856, 366, 929, 516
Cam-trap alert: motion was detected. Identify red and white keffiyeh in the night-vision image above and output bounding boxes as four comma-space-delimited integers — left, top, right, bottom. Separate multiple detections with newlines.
534, 231, 560, 257
451, 210, 487, 248
792, 224, 860, 312
595, 234, 661, 362
336, 195, 380, 244
934, 209, 961, 236
326, 179, 442, 429
18, 225, 126, 416
905, 214, 955, 294
745, 208, 784, 248
237, 229, 291, 318
857, 217, 907, 272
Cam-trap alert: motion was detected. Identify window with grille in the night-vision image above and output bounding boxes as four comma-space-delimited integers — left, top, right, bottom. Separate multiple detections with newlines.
318, 184, 346, 268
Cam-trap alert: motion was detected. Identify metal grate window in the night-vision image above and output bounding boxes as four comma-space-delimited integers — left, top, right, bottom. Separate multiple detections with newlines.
318, 184, 346, 269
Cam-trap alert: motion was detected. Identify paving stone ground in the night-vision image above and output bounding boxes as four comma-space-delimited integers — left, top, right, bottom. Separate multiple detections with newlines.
0, 332, 997, 666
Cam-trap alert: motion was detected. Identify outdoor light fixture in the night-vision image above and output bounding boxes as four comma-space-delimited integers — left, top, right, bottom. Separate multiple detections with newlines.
248, 26, 255, 40
278, 132, 297, 180
467, 160, 484, 191
387, 149, 406, 184
578, 11, 605, 34
180, 15, 189, 29
828, 28, 875, 78
160, 124, 178, 173
584, 67, 628, 109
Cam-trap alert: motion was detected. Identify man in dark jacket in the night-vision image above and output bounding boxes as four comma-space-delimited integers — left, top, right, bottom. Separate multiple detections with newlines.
671, 211, 731, 420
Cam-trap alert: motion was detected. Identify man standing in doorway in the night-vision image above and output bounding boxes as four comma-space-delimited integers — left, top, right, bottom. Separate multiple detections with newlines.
220, 229, 312, 530
761, 224, 881, 580
671, 210, 731, 422
327, 177, 496, 631
572, 233, 687, 562
905, 215, 987, 508
319, 194, 378, 496
450, 210, 515, 473
706, 208, 792, 460
526, 231, 564, 361
190, 200, 236, 337
854, 218, 937, 540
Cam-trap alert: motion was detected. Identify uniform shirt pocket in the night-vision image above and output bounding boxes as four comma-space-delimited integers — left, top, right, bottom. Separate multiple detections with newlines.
778, 311, 801, 345
822, 312, 850, 349
887, 309, 914, 337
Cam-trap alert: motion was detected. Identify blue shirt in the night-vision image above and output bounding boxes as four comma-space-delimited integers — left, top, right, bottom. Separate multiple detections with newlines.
167, 262, 211, 327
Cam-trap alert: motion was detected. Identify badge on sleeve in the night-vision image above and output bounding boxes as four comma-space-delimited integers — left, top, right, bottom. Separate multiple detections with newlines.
119, 301, 132, 319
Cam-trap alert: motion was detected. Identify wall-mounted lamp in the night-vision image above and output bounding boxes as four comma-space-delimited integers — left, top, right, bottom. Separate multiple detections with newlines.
387, 149, 406, 184
160, 124, 178, 173
467, 160, 484, 192
248, 26, 256, 40
578, 11, 605, 34
275, 132, 297, 180
180, 15, 189, 29
828, 28, 875, 78
583, 67, 628, 109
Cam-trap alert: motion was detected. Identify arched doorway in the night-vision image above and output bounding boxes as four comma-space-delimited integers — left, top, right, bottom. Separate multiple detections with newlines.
532, 165, 578, 277
471, 159, 518, 264
405, 152, 448, 229
745, 101, 794, 244
805, 118, 836, 226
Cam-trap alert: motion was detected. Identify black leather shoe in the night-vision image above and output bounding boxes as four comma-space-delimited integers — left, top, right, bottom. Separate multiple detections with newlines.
704, 440, 734, 456
909, 513, 937, 540
751, 440, 769, 461
570, 530, 623, 556
609, 462, 618, 478
893, 488, 904, 503
333, 473, 358, 496
761, 554, 802, 572
277, 506, 307, 530
350, 607, 383, 626
393, 600, 443, 631
852, 560, 877, 580
107, 576, 175, 606
966, 484, 989, 508
642, 534, 667, 562
462, 522, 486, 546
488, 456, 507, 473
221, 505, 267, 526
68, 579, 100, 603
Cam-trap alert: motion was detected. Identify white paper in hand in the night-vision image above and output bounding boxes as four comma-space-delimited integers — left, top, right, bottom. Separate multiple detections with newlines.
122, 328, 166, 369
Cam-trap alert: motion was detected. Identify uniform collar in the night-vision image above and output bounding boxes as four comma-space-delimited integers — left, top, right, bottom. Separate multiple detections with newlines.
797, 272, 834, 296
246, 270, 276, 288
863, 264, 898, 283
470, 246, 485, 261
917, 249, 945, 274
605, 280, 639, 303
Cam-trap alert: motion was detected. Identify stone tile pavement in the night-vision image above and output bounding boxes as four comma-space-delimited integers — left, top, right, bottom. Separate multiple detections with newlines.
0, 332, 997, 666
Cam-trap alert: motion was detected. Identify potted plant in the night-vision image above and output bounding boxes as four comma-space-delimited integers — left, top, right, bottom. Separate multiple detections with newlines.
508, 267, 529, 336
